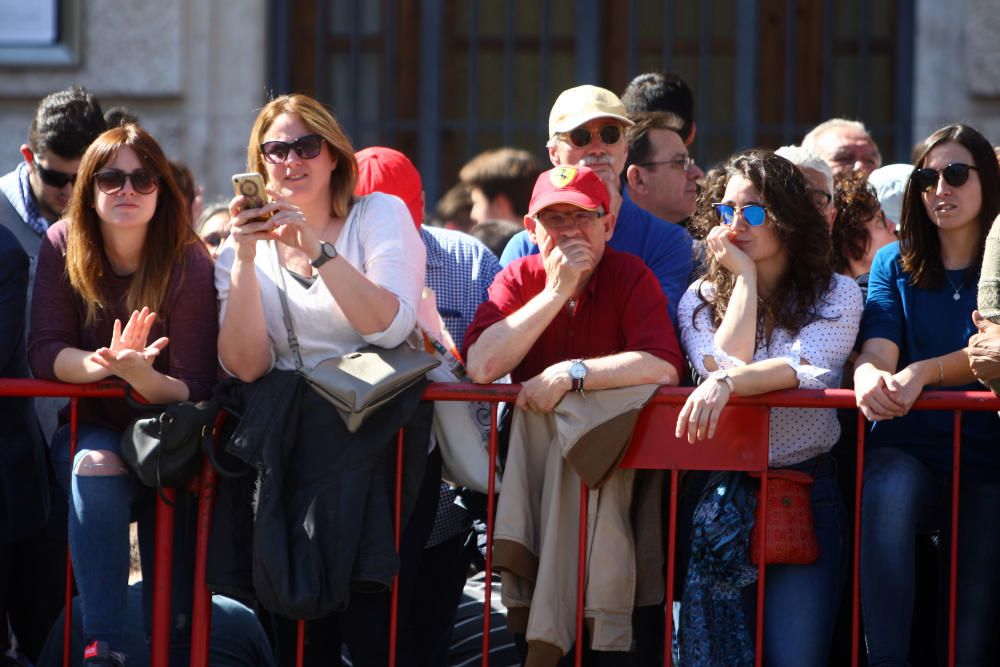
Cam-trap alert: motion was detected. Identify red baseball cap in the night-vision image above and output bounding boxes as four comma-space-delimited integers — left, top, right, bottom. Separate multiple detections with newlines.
354, 146, 423, 228
528, 165, 610, 217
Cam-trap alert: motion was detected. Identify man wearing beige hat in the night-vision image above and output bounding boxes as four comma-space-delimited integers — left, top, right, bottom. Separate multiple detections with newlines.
499, 85, 693, 326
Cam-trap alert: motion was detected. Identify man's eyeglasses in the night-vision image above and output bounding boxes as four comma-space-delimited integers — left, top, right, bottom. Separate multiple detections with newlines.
260, 134, 325, 164
712, 203, 768, 227
94, 168, 158, 195
810, 189, 833, 208
560, 125, 623, 149
912, 163, 978, 192
637, 156, 695, 172
533, 209, 605, 230
35, 162, 77, 188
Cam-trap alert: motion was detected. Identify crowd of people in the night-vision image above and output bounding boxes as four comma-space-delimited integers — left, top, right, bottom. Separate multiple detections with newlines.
2, 71, 1000, 667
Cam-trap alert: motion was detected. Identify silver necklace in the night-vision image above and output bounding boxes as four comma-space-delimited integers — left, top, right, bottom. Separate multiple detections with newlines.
944, 271, 965, 301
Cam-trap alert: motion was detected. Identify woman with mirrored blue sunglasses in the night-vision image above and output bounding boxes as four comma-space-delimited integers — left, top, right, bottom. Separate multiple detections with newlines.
855, 123, 1000, 663
676, 149, 863, 665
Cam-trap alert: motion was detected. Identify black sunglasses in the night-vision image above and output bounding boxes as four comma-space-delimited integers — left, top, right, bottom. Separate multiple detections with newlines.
36, 162, 77, 188
912, 163, 978, 192
562, 125, 623, 148
94, 168, 158, 195
259, 134, 325, 164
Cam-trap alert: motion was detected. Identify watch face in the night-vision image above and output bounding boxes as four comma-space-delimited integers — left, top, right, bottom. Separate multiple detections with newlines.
570, 361, 587, 380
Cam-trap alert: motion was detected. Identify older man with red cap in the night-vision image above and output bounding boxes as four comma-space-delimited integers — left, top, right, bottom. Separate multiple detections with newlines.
467, 164, 680, 406
465, 166, 681, 664
499, 85, 693, 328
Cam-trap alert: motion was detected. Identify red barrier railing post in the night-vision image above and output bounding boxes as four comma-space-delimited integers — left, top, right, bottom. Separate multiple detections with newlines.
150, 488, 176, 667
296, 620, 305, 665
575, 480, 588, 667
190, 451, 221, 667
754, 472, 767, 667
390, 429, 404, 667
663, 469, 679, 667
852, 410, 866, 667
482, 404, 499, 665
948, 410, 962, 667
63, 398, 79, 667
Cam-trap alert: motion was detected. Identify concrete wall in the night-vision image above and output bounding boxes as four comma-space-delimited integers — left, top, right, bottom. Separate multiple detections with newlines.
0, 0, 269, 204
914, 0, 1000, 147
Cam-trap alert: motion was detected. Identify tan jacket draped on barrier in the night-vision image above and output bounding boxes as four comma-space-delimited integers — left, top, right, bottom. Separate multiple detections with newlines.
491, 384, 663, 664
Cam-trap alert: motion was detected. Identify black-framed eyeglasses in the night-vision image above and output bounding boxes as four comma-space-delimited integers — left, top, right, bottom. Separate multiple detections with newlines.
712, 203, 768, 227
35, 162, 77, 188
912, 163, 978, 192
637, 156, 695, 172
533, 208, 606, 230
93, 168, 158, 195
259, 134, 325, 164
560, 125, 623, 148
810, 189, 833, 208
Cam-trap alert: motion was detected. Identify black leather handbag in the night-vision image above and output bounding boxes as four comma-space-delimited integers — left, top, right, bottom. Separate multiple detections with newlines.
120, 391, 221, 490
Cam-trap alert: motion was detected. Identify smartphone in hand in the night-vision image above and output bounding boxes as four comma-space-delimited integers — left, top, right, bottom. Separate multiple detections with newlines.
231, 173, 271, 221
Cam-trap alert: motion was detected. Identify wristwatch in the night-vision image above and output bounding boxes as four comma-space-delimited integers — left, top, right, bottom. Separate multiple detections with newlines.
569, 359, 588, 394
709, 369, 736, 393
310, 241, 338, 269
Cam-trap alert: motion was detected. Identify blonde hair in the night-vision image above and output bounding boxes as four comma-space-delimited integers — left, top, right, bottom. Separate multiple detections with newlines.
246, 94, 358, 219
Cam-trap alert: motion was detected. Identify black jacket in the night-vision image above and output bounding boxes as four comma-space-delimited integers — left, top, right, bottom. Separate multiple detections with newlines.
0, 225, 46, 542
208, 371, 431, 619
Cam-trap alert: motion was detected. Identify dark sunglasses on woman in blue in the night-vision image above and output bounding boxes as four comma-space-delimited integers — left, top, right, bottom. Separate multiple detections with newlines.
712, 203, 768, 227
912, 163, 978, 192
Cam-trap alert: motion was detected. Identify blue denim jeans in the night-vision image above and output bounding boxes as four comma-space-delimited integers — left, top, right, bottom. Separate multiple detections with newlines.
861, 446, 1000, 665
50, 424, 199, 659
743, 454, 848, 667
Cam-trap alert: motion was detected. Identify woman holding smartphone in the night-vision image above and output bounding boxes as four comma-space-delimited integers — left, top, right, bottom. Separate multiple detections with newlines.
215, 94, 426, 664
28, 124, 217, 666
675, 150, 862, 664
854, 123, 1000, 663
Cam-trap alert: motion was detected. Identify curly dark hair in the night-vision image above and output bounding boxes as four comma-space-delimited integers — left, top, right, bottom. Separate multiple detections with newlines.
900, 123, 1000, 288
694, 150, 834, 337
832, 172, 881, 273
688, 165, 727, 241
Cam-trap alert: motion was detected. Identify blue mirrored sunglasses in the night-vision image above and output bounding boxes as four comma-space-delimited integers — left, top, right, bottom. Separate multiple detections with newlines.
712, 203, 768, 227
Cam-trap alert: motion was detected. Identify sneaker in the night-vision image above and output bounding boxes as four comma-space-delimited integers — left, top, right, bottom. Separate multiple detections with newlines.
82, 641, 125, 667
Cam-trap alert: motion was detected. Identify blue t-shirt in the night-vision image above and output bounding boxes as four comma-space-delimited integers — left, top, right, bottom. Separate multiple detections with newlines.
861, 241, 1000, 477
498, 191, 693, 326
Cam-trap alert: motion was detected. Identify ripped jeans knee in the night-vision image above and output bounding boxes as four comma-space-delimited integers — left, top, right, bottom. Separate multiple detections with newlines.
73, 450, 129, 477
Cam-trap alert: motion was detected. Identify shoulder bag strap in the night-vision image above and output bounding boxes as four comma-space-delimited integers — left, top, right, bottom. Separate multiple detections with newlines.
268, 241, 305, 372
269, 195, 372, 372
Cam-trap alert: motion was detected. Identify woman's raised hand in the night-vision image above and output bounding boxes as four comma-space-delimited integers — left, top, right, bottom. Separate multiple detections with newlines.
705, 224, 755, 276
89, 308, 170, 380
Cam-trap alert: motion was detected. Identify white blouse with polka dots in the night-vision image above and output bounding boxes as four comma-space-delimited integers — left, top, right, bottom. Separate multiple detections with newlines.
678, 273, 863, 467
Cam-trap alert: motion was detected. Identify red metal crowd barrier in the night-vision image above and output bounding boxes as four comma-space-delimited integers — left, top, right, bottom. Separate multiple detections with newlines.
4, 379, 1000, 666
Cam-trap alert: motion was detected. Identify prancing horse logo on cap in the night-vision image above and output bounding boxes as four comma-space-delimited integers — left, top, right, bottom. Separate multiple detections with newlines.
549, 166, 578, 188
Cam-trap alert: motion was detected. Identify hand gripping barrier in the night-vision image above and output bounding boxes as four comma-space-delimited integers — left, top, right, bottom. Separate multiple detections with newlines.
5, 379, 999, 667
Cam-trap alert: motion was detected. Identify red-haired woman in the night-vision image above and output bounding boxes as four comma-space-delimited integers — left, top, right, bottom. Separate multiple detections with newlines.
29, 124, 217, 666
